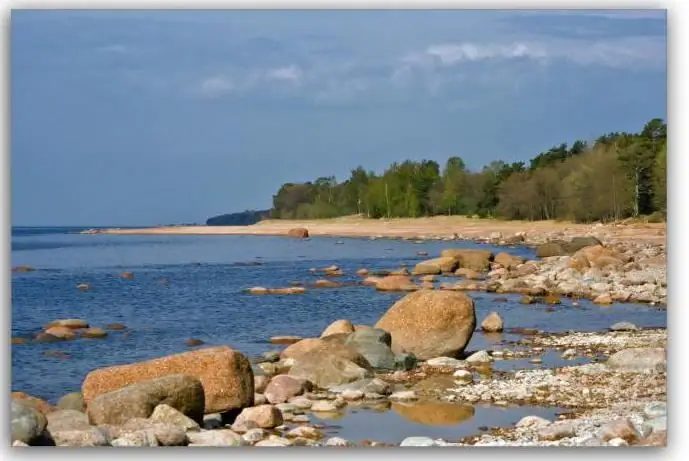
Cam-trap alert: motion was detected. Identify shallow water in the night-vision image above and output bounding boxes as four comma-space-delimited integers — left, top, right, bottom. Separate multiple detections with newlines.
12, 226, 666, 441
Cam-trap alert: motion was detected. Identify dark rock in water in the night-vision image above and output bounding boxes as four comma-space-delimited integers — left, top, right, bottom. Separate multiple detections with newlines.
288, 351, 372, 388
46, 409, 91, 432
184, 338, 204, 347
563, 236, 603, 254
344, 327, 397, 370
57, 392, 86, 413
86, 374, 206, 426
120, 271, 135, 279
43, 350, 71, 359
12, 337, 28, 345
35, 333, 61, 344
394, 353, 418, 371
11, 400, 47, 444
76, 283, 91, 291
81, 328, 108, 339
13, 265, 36, 273
105, 323, 127, 331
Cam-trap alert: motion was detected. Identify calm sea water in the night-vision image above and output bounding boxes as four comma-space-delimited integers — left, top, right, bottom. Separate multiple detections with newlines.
11, 226, 666, 442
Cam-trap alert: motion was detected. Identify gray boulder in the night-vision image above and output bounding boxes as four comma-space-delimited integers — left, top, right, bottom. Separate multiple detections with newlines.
606, 348, 666, 373
344, 327, 397, 370
11, 400, 47, 445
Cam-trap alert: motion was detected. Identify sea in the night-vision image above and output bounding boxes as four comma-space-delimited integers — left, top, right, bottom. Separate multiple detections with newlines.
11, 226, 667, 444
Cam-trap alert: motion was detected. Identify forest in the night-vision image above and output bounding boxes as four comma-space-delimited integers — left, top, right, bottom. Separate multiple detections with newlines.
268, 118, 667, 223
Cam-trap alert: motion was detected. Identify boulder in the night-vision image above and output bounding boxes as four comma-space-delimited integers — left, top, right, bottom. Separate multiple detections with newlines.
263, 375, 311, 404
45, 318, 89, 329
82, 346, 254, 414
374, 275, 419, 292
440, 249, 494, 272
455, 267, 482, 279
412, 257, 458, 275
80, 328, 108, 339
599, 418, 642, 444
480, 312, 504, 333
374, 290, 476, 360
493, 252, 524, 269
280, 338, 370, 368
287, 228, 309, 238
329, 378, 392, 396
344, 327, 397, 370
150, 403, 200, 431
43, 326, 76, 340
51, 427, 110, 447
11, 400, 47, 444
563, 236, 603, 253
86, 374, 205, 426
594, 293, 613, 305
187, 429, 245, 446
57, 392, 86, 412
12, 265, 36, 273
269, 336, 302, 345
233, 405, 283, 429
313, 279, 340, 288
288, 351, 373, 388
11, 392, 54, 414
320, 319, 355, 338
254, 375, 270, 394
606, 348, 666, 373
112, 429, 159, 447
120, 271, 135, 280
538, 422, 576, 441
568, 245, 626, 271
356, 268, 369, 276
46, 409, 90, 432
536, 242, 566, 258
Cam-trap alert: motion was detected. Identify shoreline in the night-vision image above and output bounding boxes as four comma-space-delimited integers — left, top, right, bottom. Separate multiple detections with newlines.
87, 216, 666, 246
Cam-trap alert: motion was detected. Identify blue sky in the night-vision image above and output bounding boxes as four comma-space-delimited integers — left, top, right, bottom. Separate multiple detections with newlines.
11, 9, 667, 226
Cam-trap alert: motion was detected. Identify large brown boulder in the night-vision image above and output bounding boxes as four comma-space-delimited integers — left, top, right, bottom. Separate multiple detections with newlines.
280, 338, 370, 368
86, 374, 205, 426
287, 228, 309, 238
568, 245, 626, 271
263, 375, 311, 404
320, 319, 355, 338
82, 346, 254, 414
412, 257, 458, 275
440, 249, 493, 272
374, 290, 476, 360
11, 392, 55, 415
536, 242, 566, 258
493, 252, 524, 269
374, 275, 419, 292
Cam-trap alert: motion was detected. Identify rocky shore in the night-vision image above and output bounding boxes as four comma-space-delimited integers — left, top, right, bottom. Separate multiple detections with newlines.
12, 222, 667, 448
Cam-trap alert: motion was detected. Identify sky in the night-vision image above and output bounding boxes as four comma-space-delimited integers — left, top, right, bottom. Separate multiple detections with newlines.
11, 9, 667, 226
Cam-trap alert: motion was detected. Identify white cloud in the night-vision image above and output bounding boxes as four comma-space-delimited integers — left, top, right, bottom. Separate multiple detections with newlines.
199, 76, 236, 97
265, 65, 303, 84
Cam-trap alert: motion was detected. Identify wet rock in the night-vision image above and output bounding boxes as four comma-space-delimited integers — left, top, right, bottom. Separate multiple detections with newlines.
286, 426, 323, 440
82, 346, 254, 414
233, 404, 283, 429
356, 268, 369, 276
202, 413, 223, 430
413, 257, 458, 275
593, 293, 613, 305
453, 370, 473, 384
344, 327, 397, 370
520, 295, 536, 305
150, 403, 200, 431
480, 312, 504, 333
374, 290, 476, 360
11, 400, 47, 444
288, 351, 372, 388
120, 271, 135, 280
269, 335, 302, 345
389, 390, 417, 401
264, 374, 311, 403
105, 323, 127, 331
51, 427, 110, 447
188, 429, 245, 446
516, 415, 551, 429
184, 338, 204, 347
44, 326, 76, 340
544, 294, 561, 305
394, 353, 418, 371
13, 265, 36, 273
314, 279, 340, 288
538, 421, 575, 441
599, 418, 641, 444
374, 275, 420, 292
310, 400, 340, 413
11, 392, 54, 415
440, 249, 494, 272
11, 337, 28, 345
57, 392, 85, 413
466, 350, 492, 363
287, 227, 309, 238
81, 327, 108, 339
455, 267, 483, 279
610, 321, 639, 332
321, 319, 355, 338
46, 409, 90, 432
86, 374, 205, 426
494, 252, 524, 269
46, 318, 89, 329
606, 347, 666, 372
329, 378, 391, 396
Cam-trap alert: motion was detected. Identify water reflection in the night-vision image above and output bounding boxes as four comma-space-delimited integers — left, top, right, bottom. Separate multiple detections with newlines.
392, 401, 475, 426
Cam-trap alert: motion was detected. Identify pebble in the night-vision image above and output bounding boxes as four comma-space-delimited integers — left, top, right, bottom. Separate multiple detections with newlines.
516, 415, 551, 429
453, 370, 473, 383
425, 357, 467, 368
310, 401, 339, 412
289, 397, 313, 410
242, 428, 267, 444
341, 390, 365, 401
286, 426, 323, 440
389, 391, 418, 401
466, 351, 492, 363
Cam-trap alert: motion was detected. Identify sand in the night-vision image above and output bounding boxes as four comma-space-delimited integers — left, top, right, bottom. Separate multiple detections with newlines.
92, 215, 666, 245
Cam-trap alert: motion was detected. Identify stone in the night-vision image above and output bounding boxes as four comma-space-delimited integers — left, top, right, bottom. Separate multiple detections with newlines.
394, 353, 418, 371
599, 418, 641, 444
269, 335, 303, 345
340, 389, 365, 400
289, 396, 313, 409
392, 402, 474, 426
639, 430, 667, 447
187, 429, 245, 446
57, 392, 85, 413
150, 403, 200, 431
45, 318, 90, 329
610, 321, 639, 332
44, 326, 76, 340
254, 375, 270, 394
426, 357, 466, 368
412, 257, 458, 275
466, 351, 492, 363
344, 327, 397, 370
202, 413, 223, 430
314, 279, 340, 288
11, 400, 47, 444
494, 252, 524, 269
86, 374, 205, 426
356, 268, 369, 276
81, 328, 108, 339
608, 437, 628, 446
562, 349, 577, 358
120, 418, 188, 446
329, 378, 392, 396
112, 429, 159, 447
288, 351, 372, 388
440, 249, 494, 272
325, 436, 349, 446
455, 267, 482, 279
374, 290, 476, 360
516, 415, 552, 429
264, 374, 310, 404
12, 441, 29, 446
287, 228, 309, 238
255, 436, 292, 447
286, 426, 323, 440
606, 347, 666, 372
310, 400, 340, 413
400, 436, 437, 447
520, 295, 535, 305
321, 319, 355, 338
82, 346, 254, 414
536, 242, 566, 258
389, 390, 417, 401
185, 338, 204, 347
453, 370, 473, 383
233, 404, 283, 429
242, 428, 267, 444
281, 338, 370, 368
11, 392, 54, 415
105, 323, 127, 330
538, 422, 575, 441
120, 271, 135, 280
374, 275, 420, 292
593, 293, 613, 305
51, 427, 110, 447
46, 409, 90, 432
480, 312, 504, 333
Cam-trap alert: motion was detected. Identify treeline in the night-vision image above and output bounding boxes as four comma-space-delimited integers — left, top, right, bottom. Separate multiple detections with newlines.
270, 118, 667, 223
206, 209, 270, 226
